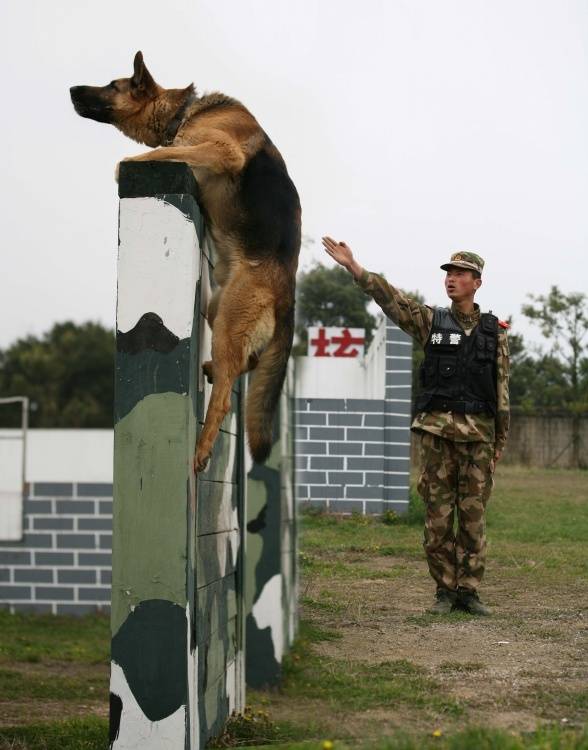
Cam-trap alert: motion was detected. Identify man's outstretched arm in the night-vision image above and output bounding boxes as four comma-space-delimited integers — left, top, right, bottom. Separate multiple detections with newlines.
322, 235, 433, 347
493, 331, 511, 467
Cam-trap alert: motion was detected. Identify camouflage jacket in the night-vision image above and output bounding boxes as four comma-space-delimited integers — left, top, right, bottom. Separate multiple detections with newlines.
357, 270, 510, 453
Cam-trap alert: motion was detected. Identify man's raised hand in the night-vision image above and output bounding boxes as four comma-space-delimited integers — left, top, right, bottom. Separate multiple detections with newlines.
322, 236, 354, 268
322, 236, 364, 281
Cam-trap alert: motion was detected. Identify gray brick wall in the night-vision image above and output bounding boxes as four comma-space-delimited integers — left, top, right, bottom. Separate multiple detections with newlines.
295, 320, 413, 514
0, 482, 112, 615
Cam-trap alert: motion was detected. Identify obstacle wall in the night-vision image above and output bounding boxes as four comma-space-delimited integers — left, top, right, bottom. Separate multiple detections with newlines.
111, 162, 244, 749
245, 362, 298, 688
0, 160, 300, 738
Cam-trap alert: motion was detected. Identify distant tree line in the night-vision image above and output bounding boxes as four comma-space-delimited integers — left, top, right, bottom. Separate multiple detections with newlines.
0, 270, 586, 428
0, 322, 115, 428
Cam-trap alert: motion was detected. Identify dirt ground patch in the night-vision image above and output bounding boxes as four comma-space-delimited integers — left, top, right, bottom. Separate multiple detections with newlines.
286, 550, 588, 737
0, 699, 108, 728
270, 465, 588, 744
0, 661, 109, 728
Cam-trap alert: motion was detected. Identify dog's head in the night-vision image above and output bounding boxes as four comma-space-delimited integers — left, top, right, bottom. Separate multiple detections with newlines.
70, 51, 160, 128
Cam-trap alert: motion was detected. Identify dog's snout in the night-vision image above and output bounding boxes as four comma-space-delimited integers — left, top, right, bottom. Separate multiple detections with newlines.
69, 86, 84, 104
69, 85, 114, 123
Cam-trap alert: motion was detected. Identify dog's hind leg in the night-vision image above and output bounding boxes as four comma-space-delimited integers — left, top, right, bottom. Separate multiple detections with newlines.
201, 287, 260, 385
194, 268, 274, 473
201, 288, 221, 383
203, 350, 259, 385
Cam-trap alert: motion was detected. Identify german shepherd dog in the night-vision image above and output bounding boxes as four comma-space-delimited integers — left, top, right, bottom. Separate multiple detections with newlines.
70, 52, 300, 472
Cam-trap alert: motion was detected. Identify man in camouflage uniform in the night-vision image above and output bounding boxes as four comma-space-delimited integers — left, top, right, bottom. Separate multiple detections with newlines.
322, 236, 510, 616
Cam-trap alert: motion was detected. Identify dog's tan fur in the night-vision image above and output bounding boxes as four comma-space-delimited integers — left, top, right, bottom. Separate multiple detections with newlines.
71, 52, 300, 471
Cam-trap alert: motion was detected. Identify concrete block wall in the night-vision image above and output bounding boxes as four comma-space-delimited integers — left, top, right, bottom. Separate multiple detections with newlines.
0, 482, 112, 614
295, 319, 413, 514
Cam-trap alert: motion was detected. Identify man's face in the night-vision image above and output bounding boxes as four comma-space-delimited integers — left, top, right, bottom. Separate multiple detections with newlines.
444, 267, 481, 302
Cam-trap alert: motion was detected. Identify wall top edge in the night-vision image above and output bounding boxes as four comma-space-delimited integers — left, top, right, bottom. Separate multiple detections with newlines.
118, 161, 199, 200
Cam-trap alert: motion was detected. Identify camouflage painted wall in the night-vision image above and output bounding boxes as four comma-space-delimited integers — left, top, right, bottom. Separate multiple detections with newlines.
110, 162, 244, 749
245, 362, 298, 688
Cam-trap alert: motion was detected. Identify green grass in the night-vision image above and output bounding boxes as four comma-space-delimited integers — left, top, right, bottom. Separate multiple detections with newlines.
404, 610, 478, 627
0, 718, 108, 750
2, 723, 587, 750
531, 688, 588, 715
437, 660, 485, 673
0, 612, 109, 665
241, 726, 588, 749
300, 466, 588, 583
299, 550, 406, 580
372, 726, 588, 749
300, 512, 420, 560
0, 667, 106, 702
486, 469, 588, 579
207, 706, 314, 749
296, 621, 342, 643
301, 591, 346, 615
284, 654, 462, 716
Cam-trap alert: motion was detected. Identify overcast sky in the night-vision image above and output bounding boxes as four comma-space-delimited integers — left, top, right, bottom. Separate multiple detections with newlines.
1, 0, 586, 351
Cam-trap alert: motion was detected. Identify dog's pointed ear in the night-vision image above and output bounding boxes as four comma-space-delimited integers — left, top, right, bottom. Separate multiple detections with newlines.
131, 51, 157, 94
132, 51, 144, 85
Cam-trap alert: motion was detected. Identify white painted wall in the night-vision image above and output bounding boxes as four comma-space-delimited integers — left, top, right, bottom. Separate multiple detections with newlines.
0, 429, 113, 483
364, 315, 386, 401
0, 432, 25, 540
295, 316, 386, 400
117, 197, 200, 338
0, 428, 113, 540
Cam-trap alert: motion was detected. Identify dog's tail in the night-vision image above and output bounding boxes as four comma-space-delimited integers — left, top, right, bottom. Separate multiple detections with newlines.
246, 305, 294, 463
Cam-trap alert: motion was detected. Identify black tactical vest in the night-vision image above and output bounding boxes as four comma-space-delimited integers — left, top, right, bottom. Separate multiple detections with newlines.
415, 308, 498, 415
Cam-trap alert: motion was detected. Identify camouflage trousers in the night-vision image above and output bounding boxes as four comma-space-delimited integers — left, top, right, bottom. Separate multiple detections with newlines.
417, 432, 494, 592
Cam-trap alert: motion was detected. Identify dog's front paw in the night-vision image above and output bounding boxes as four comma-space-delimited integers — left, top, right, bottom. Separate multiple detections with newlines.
193, 449, 211, 474
115, 158, 134, 183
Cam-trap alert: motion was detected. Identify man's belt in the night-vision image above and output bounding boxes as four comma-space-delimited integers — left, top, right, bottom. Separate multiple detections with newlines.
428, 397, 491, 414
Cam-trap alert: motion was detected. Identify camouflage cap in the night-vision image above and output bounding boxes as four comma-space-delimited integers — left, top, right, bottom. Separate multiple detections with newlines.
440, 251, 485, 275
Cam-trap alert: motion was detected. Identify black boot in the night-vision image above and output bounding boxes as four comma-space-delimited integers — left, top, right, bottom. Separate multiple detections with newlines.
457, 587, 491, 616
427, 588, 457, 614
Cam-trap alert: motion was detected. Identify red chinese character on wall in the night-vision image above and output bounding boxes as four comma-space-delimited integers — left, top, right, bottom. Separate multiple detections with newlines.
308, 327, 366, 357
310, 328, 331, 356
331, 328, 365, 357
